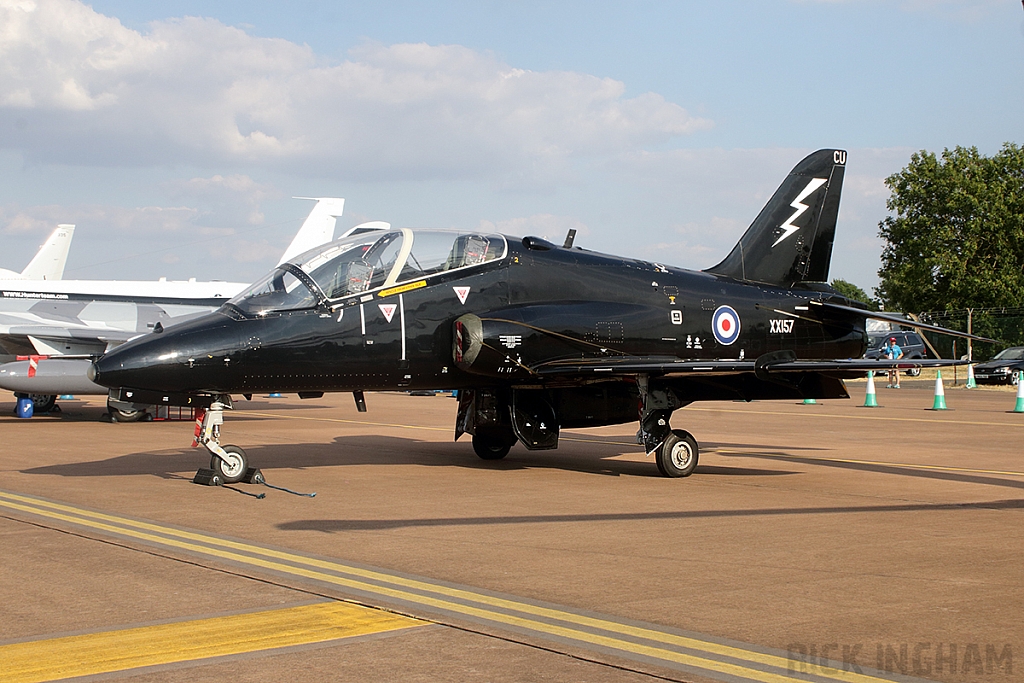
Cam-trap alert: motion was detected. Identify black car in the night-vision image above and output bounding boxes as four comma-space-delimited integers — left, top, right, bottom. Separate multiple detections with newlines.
863, 330, 927, 376
973, 347, 1024, 385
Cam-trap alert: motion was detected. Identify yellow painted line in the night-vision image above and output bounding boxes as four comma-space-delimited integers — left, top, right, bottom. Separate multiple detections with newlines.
0, 491, 901, 683
710, 449, 1024, 478
558, 437, 1024, 478
1, 602, 422, 683
688, 405, 1024, 428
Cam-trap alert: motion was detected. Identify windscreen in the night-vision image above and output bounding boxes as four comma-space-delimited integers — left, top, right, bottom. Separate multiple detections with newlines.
994, 348, 1024, 360
228, 267, 317, 316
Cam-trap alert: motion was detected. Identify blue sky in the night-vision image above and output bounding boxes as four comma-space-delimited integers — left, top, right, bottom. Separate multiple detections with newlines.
1, 0, 1021, 293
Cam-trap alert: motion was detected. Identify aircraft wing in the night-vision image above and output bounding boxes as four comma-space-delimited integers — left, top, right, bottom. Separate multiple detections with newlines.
0, 303, 186, 358
0, 314, 138, 357
531, 356, 966, 378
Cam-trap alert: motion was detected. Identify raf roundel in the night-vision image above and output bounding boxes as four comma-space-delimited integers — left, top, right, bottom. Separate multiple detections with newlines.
712, 305, 741, 346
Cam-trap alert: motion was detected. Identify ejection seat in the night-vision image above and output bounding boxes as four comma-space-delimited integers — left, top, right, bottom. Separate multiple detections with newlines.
326, 260, 374, 298
444, 235, 492, 270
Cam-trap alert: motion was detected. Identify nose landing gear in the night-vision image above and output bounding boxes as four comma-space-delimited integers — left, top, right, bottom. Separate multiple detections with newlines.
193, 400, 249, 484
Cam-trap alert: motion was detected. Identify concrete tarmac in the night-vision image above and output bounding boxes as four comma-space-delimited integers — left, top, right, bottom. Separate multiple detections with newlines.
0, 381, 1021, 682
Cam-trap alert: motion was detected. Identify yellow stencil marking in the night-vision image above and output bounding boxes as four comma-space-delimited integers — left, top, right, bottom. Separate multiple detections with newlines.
378, 280, 427, 298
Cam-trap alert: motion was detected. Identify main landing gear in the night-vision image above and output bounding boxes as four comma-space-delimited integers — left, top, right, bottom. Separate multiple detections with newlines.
472, 433, 515, 460
654, 430, 699, 477
636, 375, 700, 478
193, 400, 249, 484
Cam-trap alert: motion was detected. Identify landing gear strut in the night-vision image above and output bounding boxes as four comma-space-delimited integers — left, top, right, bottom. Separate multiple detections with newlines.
636, 375, 699, 478
194, 399, 248, 484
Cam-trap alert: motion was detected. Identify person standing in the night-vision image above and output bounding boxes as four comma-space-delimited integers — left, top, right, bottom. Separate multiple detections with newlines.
885, 336, 904, 388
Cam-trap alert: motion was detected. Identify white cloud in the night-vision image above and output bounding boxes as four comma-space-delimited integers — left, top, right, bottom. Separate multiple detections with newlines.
0, 198, 283, 279
168, 174, 278, 225
0, 0, 711, 181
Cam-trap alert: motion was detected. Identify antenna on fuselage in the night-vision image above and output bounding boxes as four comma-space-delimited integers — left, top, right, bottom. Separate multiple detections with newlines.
562, 229, 577, 249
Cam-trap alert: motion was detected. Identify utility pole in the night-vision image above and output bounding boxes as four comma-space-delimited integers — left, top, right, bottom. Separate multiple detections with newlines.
965, 308, 977, 388
967, 308, 973, 362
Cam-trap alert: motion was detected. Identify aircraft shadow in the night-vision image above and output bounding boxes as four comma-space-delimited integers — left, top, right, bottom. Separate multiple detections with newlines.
279, 498, 1024, 533
20, 435, 795, 480
715, 451, 1024, 490
21, 435, 1022, 493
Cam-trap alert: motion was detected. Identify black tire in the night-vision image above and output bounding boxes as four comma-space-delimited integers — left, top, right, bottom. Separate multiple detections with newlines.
107, 400, 145, 422
31, 394, 57, 413
655, 430, 699, 478
211, 445, 248, 484
905, 367, 921, 377
472, 434, 512, 460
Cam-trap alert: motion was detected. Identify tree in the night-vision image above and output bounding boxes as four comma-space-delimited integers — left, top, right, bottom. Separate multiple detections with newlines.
829, 278, 877, 308
875, 143, 1024, 313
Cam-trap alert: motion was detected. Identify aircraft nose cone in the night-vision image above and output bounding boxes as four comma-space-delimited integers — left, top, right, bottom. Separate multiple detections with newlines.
93, 338, 180, 392
91, 312, 242, 394
86, 361, 98, 383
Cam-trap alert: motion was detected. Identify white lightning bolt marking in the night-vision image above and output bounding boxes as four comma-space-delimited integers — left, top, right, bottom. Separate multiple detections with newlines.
772, 177, 827, 247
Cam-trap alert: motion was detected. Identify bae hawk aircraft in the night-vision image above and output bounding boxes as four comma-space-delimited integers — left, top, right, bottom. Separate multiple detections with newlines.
92, 150, 987, 480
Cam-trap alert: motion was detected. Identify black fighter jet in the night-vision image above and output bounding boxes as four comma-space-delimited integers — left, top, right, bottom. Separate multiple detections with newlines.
91, 149, 986, 482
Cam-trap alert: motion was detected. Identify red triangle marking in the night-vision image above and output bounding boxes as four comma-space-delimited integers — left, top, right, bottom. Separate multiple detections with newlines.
379, 304, 397, 323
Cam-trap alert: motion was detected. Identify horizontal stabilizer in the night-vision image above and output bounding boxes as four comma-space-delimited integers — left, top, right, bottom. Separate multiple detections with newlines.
810, 301, 998, 343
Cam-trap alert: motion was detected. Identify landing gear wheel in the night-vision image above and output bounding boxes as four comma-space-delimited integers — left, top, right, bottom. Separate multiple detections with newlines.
472, 434, 512, 460
655, 430, 699, 478
211, 445, 248, 484
31, 394, 57, 413
107, 400, 145, 422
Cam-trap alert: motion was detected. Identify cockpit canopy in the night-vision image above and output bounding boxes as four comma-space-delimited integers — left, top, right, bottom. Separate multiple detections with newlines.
227, 228, 507, 317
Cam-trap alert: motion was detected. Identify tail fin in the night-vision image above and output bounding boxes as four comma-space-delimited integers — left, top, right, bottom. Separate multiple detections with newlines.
705, 149, 846, 286
21, 224, 75, 280
278, 197, 345, 265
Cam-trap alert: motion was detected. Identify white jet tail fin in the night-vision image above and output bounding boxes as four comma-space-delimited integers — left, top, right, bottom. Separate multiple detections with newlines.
277, 198, 345, 266
21, 224, 75, 280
